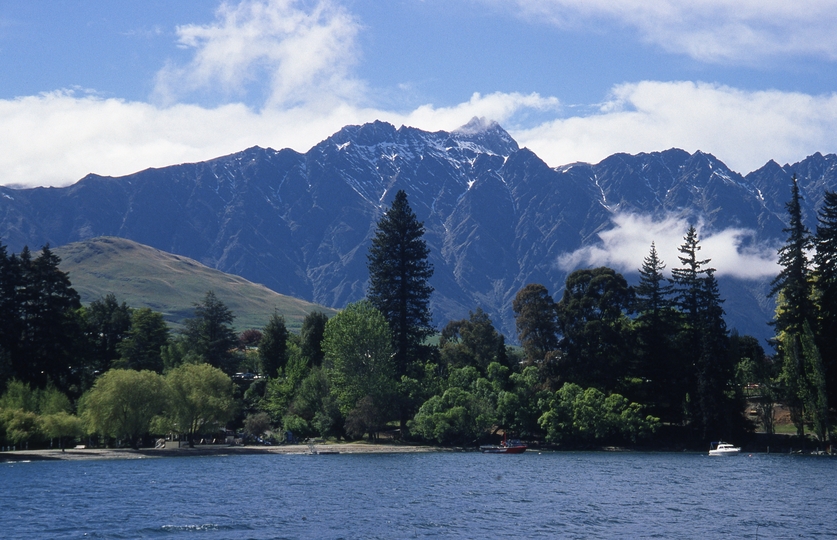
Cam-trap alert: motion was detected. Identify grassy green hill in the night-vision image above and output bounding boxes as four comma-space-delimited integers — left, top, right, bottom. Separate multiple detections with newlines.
55, 237, 337, 333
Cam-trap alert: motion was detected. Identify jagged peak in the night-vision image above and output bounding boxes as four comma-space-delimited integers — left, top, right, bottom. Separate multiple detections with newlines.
448, 117, 519, 157
453, 116, 500, 135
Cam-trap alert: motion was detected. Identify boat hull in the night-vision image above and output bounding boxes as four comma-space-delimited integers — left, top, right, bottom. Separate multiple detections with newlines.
480, 445, 527, 454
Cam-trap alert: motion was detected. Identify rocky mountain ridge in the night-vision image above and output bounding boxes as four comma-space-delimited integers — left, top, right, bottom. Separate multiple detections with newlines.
2, 119, 836, 342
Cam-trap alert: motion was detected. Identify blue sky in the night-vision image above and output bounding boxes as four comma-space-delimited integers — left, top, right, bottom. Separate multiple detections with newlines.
2, 0, 837, 189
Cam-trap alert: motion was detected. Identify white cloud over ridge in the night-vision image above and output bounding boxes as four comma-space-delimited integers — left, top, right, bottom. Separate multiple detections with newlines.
515, 81, 837, 174
1, 0, 837, 189
556, 212, 779, 280
504, 0, 837, 63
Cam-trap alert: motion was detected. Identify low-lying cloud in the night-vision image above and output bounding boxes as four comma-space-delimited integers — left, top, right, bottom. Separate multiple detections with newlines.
556, 212, 779, 280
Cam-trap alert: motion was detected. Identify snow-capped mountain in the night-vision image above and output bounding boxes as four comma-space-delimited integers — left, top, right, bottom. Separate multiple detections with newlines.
2, 119, 835, 342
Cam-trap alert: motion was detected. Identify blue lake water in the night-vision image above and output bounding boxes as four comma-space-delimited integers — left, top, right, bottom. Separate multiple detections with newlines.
2, 451, 836, 539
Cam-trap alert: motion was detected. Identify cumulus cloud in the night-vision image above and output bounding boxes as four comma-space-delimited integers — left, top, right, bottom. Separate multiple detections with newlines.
153, 0, 363, 108
502, 0, 837, 63
556, 212, 779, 280
514, 81, 837, 174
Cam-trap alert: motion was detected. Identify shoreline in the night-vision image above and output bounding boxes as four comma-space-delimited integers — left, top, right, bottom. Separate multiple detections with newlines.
0, 442, 459, 462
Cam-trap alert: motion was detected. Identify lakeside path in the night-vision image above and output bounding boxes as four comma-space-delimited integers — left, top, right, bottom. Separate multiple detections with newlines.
0, 442, 460, 462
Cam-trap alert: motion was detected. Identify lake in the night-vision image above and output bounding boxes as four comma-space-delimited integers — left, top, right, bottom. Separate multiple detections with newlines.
2, 451, 835, 539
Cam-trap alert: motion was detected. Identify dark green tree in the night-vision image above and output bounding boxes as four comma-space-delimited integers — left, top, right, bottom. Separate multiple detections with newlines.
439, 308, 508, 374
513, 283, 559, 364
812, 190, 837, 412
770, 175, 814, 437
670, 225, 710, 419
634, 242, 680, 422
556, 267, 634, 393
694, 269, 741, 440
15, 246, 82, 391
771, 174, 813, 335
259, 311, 289, 378
116, 308, 170, 373
0, 244, 20, 389
367, 189, 434, 376
183, 291, 238, 375
300, 311, 329, 367
84, 294, 133, 377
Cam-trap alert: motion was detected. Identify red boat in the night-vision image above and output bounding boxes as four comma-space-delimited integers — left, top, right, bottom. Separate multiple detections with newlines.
480, 435, 527, 454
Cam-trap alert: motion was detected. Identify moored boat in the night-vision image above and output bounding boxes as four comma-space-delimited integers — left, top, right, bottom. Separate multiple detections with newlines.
709, 441, 741, 456
480, 435, 527, 454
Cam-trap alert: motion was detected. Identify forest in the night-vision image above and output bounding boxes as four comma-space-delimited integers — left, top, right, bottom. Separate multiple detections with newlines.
1, 182, 834, 451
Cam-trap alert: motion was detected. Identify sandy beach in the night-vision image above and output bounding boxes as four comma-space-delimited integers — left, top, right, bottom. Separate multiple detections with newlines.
0, 442, 458, 462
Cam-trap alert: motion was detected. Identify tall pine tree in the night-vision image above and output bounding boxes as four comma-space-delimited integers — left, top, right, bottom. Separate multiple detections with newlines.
771, 174, 813, 336
813, 189, 837, 413
770, 175, 814, 437
367, 190, 434, 376
671, 227, 737, 440
634, 242, 679, 422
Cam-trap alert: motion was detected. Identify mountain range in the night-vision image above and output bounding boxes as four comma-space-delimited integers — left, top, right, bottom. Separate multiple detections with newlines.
2, 117, 837, 343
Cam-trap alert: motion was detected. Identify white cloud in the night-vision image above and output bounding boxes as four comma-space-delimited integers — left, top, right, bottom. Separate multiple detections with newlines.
153, 0, 363, 109
502, 0, 837, 63
514, 81, 837, 174
0, 89, 555, 188
556, 212, 779, 280
2, 1, 837, 189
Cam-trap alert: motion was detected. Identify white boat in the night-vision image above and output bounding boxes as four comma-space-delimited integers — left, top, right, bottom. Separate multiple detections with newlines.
709, 441, 741, 456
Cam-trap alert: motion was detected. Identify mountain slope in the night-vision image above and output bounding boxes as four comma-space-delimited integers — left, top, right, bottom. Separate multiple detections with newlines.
53, 237, 336, 332
3, 120, 837, 343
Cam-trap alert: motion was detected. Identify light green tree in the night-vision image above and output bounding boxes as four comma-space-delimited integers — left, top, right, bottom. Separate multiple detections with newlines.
80, 369, 167, 449
41, 411, 84, 451
538, 383, 659, 445
165, 363, 235, 447
322, 300, 395, 421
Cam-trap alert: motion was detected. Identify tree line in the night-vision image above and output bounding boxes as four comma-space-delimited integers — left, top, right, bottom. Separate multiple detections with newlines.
2, 183, 834, 451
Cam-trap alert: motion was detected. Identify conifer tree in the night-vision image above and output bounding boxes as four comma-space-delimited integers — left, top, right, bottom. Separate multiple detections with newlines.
367, 190, 434, 375
183, 291, 238, 375
770, 175, 814, 436
259, 311, 289, 378
634, 242, 679, 422
813, 189, 837, 411
300, 311, 329, 367
15, 246, 82, 391
771, 174, 813, 335
671, 227, 738, 439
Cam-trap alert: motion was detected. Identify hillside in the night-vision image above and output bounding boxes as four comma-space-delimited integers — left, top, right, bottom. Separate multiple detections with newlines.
54, 237, 336, 332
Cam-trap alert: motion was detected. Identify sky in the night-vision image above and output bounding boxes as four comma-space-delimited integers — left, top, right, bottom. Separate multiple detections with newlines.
1, 0, 836, 276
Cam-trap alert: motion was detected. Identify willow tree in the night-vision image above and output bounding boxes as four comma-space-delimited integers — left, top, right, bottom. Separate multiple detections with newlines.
322, 300, 395, 437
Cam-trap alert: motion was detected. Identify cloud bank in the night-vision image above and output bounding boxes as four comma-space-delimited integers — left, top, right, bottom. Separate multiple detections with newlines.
515, 81, 837, 174
1, 0, 836, 189
504, 0, 837, 63
556, 212, 779, 280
